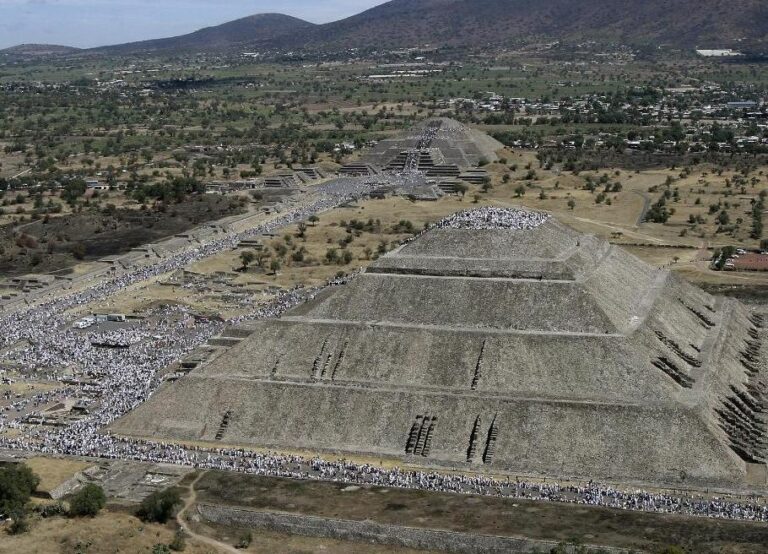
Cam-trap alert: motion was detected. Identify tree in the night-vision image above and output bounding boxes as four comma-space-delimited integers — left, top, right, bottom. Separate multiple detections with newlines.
325, 248, 339, 264
514, 185, 526, 198
69, 484, 106, 517
239, 250, 256, 270
567, 198, 576, 210
62, 179, 87, 205
255, 250, 268, 268
308, 214, 320, 226
0, 464, 39, 519
296, 221, 307, 239
270, 259, 281, 274
137, 489, 181, 524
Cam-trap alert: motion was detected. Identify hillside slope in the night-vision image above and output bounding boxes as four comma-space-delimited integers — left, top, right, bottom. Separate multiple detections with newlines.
292, 0, 768, 49
0, 44, 81, 57
95, 13, 316, 54
46, 0, 768, 55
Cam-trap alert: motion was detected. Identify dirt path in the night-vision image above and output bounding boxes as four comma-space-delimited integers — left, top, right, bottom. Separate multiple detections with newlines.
177, 471, 240, 554
11, 168, 31, 179
570, 215, 668, 243
633, 190, 652, 227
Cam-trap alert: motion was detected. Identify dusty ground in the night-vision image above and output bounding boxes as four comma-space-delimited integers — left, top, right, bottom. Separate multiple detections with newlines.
195, 471, 768, 554
216, 194, 473, 287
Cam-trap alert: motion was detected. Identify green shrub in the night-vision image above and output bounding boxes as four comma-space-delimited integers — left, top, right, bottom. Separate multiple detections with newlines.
169, 529, 187, 551
69, 484, 106, 517
7, 510, 29, 535
236, 531, 253, 549
0, 464, 39, 518
137, 489, 181, 524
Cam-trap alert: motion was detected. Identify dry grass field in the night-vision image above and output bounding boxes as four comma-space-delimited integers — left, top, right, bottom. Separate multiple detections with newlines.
189, 520, 438, 554
1, 510, 217, 554
194, 471, 768, 554
0, 509, 425, 554
24, 457, 92, 494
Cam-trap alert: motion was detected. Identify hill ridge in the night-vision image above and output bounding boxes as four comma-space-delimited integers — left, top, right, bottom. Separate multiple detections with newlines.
9, 0, 768, 55
94, 13, 316, 54
0, 43, 81, 56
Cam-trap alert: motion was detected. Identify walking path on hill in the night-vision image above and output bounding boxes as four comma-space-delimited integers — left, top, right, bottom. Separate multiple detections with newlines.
177, 471, 238, 554
634, 190, 652, 227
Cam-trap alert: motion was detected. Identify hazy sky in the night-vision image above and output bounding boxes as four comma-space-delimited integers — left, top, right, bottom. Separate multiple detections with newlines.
0, 0, 389, 49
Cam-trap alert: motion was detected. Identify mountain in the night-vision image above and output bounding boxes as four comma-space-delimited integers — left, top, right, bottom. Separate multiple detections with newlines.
0, 44, 81, 57
290, 0, 768, 50
27, 0, 768, 57
95, 13, 315, 54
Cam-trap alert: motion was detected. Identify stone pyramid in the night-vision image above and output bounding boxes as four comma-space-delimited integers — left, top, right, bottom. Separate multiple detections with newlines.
112, 209, 768, 490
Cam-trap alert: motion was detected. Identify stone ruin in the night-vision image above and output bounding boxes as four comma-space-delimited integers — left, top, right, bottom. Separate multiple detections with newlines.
112, 211, 768, 490
340, 118, 502, 179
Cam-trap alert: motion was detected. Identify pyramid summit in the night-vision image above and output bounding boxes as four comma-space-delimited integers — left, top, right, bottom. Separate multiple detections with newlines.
112, 209, 768, 490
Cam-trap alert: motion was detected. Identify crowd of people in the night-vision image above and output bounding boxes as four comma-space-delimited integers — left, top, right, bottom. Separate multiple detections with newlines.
436, 207, 550, 231
0, 185, 765, 523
